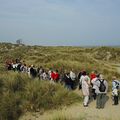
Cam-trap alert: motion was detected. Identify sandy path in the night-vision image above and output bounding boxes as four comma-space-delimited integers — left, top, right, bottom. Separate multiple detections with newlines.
20, 90, 120, 120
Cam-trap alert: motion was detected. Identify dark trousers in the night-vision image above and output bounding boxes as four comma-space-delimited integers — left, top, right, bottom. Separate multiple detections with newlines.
96, 93, 106, 108
113, 96, 119, 105
92, 89, 96, 100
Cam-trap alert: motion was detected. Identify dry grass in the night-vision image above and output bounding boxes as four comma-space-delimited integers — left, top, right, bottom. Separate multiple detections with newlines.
0, 72, 81, 120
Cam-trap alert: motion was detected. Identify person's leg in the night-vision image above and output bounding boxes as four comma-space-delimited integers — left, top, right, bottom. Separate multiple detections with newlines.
114, 96, 119, 105
13, 68, 15, 72
101, 94, 106, 108
94, 92, 97, 100
71, 81, 74, 90
65, 84, 71, 90
92, 89, 96, 100
96, 94, 101, 108
84, 96, 89, 106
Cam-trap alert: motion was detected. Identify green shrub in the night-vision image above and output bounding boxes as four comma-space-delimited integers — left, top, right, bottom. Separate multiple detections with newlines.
4, 73, 29, 93
0, 92, 22, 120
0, 77, 4, 93
24, 80, 81, 111
0, 72, 81, 116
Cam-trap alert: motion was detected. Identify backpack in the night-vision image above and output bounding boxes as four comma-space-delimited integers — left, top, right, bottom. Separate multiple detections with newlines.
99, 79, 106, 92
114, 80, 119, 89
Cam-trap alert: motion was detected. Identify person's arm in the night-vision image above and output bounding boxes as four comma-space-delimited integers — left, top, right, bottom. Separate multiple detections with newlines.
79, 76, 83, 84
87, 76, 91, 85
119, 81, 120, 89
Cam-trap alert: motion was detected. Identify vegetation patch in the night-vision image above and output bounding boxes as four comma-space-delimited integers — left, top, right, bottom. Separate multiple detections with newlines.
0, 73, 81, 120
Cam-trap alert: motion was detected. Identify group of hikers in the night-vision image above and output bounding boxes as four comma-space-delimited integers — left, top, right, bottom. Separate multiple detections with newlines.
5, 59, 120, 109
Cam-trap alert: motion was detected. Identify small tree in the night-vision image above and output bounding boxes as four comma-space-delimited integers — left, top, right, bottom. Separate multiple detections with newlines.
16, 39, 22, 45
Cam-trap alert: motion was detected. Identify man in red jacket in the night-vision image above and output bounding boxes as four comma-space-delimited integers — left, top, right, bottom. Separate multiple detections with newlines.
54, 70, 60, 82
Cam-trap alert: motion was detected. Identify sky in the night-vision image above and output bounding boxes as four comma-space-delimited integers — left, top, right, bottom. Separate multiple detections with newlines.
0, 0, 120, 46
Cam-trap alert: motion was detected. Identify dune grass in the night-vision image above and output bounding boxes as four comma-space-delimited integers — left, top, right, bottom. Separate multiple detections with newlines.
0, 72, 81, 120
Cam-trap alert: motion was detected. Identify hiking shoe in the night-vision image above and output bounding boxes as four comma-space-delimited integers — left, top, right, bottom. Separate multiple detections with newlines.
84, 105, 88, 107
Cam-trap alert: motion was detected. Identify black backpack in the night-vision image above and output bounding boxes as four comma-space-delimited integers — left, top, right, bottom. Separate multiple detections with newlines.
99, 79, 106, 92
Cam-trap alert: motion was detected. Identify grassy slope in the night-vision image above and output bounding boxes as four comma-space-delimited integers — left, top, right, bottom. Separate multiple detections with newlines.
0, 43, 120, 80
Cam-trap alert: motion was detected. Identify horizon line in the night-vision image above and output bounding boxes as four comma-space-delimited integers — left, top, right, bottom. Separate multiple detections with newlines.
0, 41, 120, 48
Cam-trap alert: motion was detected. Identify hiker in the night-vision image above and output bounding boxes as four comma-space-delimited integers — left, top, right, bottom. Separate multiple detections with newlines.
90, 71, 96, 82
94, 74, 108, 109
17, 62, 22, 72
112, 76, 120, 105
54, 70, 60, 82
20, 64, 24, 72
42, 70, 48, 80
30, 65, 37, 78
38, 66, 44, 80
70, 69, 76, 89
48, 68, 52, 80
78, 71, 82, 80
80, 71, 90, 107
22, 64, 28, 73
15, 58, 20, 63
27, 65, 31, 78
6, 63, 12, 70
78, 71, 82, 90
12, 62, 17, 72
63, 71, 72, 90
51, 70, 55, 81
91, 74, 100, 100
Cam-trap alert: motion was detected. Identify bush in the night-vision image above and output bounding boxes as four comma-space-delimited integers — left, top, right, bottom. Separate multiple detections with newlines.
24, 80, 81, 111
0, 92, 22, 120
0, 77, 4, 94
4, 73, 29, 93
0, 72, 81, 115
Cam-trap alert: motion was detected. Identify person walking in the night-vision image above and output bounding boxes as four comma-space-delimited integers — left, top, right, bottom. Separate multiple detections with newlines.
54, 70, 60, 82
112, 76, 120, 105
90, 71, 96, 81
95, 74, 108, 109
30, 65, 37, 78
70, 69, 76, 89
63, 72, 72, 90
80, 71, 90, 107
91, 74, 100, 100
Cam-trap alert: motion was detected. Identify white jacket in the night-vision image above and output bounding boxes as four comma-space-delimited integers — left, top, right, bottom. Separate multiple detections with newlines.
94, 79, 108, 94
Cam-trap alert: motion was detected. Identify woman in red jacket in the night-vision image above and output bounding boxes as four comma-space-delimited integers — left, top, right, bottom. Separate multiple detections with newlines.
51, 71, 55, 81
90, 71, 96, 81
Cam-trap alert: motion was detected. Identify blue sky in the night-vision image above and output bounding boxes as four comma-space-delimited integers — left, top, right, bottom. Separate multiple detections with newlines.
0, 0, 120, 46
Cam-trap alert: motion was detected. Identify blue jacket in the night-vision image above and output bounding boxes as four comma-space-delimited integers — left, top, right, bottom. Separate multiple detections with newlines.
112, 80, 120, 90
